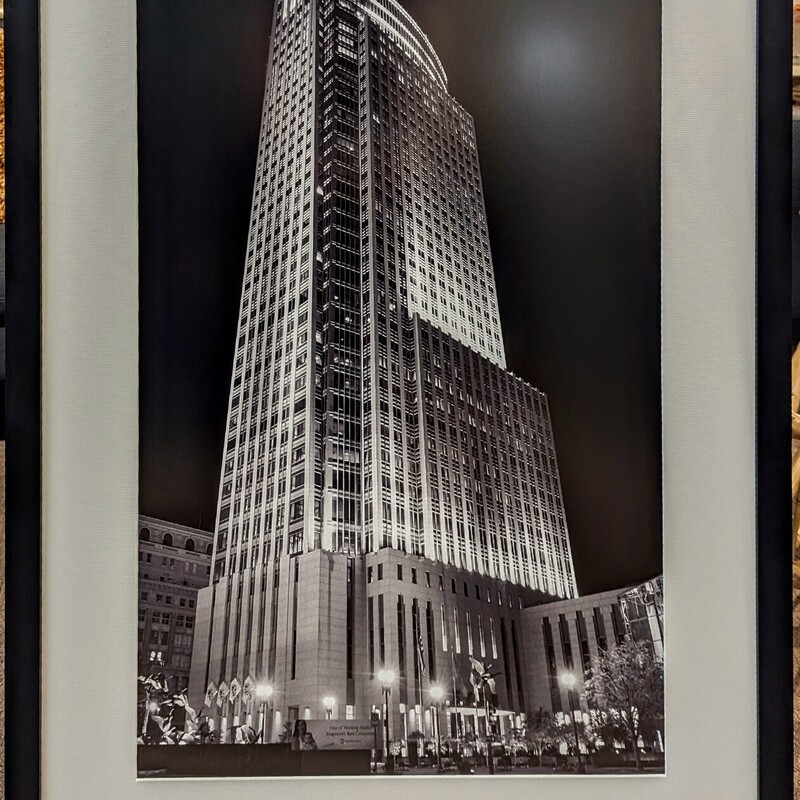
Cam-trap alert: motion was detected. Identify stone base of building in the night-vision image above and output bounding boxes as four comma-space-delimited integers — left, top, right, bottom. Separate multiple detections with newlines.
189, 547, 560, 744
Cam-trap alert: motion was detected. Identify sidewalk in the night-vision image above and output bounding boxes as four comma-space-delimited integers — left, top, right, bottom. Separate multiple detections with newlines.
397, 764, 665, 777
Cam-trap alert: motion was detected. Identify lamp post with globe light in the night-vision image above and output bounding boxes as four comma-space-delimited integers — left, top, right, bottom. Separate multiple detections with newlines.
559, 672, 585, 774
255, 683, 273, 743
378, 669, 395, 765
429, 686, 444, 772
324, 695, 336, 720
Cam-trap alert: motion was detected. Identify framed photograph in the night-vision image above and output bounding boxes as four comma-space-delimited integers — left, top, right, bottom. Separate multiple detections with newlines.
9, 0, 791, 797
135, 0, 664, 780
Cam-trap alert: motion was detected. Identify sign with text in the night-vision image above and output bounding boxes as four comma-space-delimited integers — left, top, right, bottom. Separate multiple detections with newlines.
291, 720, 376, 751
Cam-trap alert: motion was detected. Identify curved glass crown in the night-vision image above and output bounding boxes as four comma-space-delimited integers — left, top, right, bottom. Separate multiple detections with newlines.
357, 0, 448, 88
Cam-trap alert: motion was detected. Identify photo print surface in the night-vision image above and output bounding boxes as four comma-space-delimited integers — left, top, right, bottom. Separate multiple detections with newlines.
137, 0, 663, 778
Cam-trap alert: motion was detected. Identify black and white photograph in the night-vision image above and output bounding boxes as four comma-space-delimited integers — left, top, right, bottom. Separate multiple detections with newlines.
136, 0, 663, 779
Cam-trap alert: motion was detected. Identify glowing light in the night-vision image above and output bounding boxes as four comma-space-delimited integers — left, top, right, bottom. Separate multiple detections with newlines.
559, 671, 577, 690
256, 683, 273, 701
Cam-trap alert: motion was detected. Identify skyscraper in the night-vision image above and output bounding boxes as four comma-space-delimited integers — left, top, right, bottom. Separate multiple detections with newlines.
190, 0, 577, 746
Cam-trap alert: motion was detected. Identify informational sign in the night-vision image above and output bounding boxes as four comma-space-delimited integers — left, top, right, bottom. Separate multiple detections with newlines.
288, 720, 376, 751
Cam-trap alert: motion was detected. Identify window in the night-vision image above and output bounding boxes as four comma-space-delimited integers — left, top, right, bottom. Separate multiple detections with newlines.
463, 582, 469, 598
411, 569, 417, 584
377, 563, 384, 580
397, 564, 403, 581
451, 578, 457, 594
426, 572, 431, 588
438, 574, 444, 590
148, 651, 165, 666
139, 527, 151, 542
346, 705, 355, 720
368, 566, 374, 583
162, 532, 173, 547
185, 538, 195, 552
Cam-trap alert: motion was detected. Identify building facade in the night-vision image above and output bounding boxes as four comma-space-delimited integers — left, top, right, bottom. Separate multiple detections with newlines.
520, 576, 664, 721
190, 0, 578, 745
138, 516, 213, 692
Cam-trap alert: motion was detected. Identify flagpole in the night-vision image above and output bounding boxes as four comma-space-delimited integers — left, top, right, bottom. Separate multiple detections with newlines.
417, 663, 424, 758
483, 687, 494, 775
451, 653, 461, 749
416, 606, 425, 760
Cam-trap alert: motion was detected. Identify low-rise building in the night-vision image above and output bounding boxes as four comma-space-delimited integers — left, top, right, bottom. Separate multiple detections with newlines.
138, 515, 213, 692
521, 576, 663, 721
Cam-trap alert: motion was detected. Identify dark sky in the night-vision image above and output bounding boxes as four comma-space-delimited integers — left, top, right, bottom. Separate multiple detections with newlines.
139, 0, 662, 595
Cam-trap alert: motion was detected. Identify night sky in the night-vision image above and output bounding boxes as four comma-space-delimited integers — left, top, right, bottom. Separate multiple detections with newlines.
138, 0, 662, 596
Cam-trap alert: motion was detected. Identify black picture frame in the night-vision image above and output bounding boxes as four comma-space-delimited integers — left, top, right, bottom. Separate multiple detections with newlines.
1, 0, 795, 796
4, 0, 42, 798
757, 0, 794, 799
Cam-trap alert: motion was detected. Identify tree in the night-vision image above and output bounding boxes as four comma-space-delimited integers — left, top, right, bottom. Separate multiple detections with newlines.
525, 708, 561, 766
583, 640, 664, 771
587, 706, 629, 752
137, 674, 199, 745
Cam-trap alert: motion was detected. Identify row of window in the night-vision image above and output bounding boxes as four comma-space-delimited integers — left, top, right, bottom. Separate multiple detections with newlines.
140, 591, 195, 609
366, 562, 525, 609
138, 527, 212, 555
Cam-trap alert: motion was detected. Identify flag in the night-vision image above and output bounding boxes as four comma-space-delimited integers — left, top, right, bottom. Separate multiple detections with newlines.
229, 678, 242, 704
470, 667, 482, 702
469, 656, 485, 676
204, 682, 218, 708
218, 681, 230, 708
469, 657, 498, 696
243, 676, 256, 708
451, 650, 469, 703
416, 630, 427, 677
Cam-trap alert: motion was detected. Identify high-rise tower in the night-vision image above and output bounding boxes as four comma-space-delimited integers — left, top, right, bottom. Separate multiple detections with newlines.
190, 0, 577, 745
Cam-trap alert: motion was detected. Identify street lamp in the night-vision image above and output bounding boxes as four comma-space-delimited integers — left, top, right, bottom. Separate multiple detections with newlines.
255, 683, 273, 744
559, 672, 585, 774
377, 669, 395, 766
429, 686, 443, 773
323, 695, 336, 720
